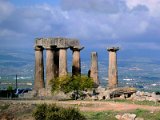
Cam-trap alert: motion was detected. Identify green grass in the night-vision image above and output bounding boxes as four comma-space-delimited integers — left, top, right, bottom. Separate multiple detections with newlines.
108, 99, 160, 106
82, 109, 160, 120
133, 109, 160, 120
82, 111, 117, 120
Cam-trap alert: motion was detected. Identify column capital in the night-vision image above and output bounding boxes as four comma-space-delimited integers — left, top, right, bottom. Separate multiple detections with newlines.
70, 46, 84, 51
34, 46, 44, 51
107, 47, 119, 52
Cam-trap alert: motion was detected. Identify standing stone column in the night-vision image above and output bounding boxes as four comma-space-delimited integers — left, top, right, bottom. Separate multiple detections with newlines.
34, 46, 44, 90
71, 47, 84, 76
107, 47, 119, 89
89, 52, 99, 88
59, 47, 68, 77
46, 46, 55, 88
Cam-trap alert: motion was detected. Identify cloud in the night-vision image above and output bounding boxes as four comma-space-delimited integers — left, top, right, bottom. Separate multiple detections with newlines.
0, 0, 160, 50
61, 0, 125, 14
0, 0, 14, 22
125, 0, 160, 17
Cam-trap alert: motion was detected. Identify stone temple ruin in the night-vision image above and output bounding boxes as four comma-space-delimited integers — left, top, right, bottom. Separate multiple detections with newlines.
34, 38, 84, 91
21, 37, 160, 101
34, 37, 120, 91
33, 37, 137, 100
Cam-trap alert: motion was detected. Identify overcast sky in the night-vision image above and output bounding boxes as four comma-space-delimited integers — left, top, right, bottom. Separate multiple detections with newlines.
0, 0, 160, 58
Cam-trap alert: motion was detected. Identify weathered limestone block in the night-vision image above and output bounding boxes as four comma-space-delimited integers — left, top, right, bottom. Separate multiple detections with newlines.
135, 91, 141, 96
96, 86, 106, 93
131, 93, 136, 99
107, 47, 119, 89
145, 96, 157, 102
96, 88, 111, 100
151, 92, 156, 97
90, 52, 100, 88
121, 113, 136, 120
34, 46, 45, 90
139, 91, 145, 96
133, 96, 146, 101
35, 38, 80, 48
144, 92, 151, 97
116, 113, 136, 120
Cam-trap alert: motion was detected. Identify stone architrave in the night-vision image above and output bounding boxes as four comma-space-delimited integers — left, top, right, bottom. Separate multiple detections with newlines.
90, 52, 99, 88
58, 47, 68, 77
34, 46, 45, 90
107, 47, 119, 89
71, 46, 84, 76
46, 46, 55, 88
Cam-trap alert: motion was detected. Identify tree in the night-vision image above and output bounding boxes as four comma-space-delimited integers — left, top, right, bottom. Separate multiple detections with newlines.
50, 75, 94, 100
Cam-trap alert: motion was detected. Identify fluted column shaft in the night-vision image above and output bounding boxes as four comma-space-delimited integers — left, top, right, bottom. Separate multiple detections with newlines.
59, 48, 68, 77
34, 46, 44, 90
46, 47, 55, 88
90, 52, 99, 88
107, 47, 119, 89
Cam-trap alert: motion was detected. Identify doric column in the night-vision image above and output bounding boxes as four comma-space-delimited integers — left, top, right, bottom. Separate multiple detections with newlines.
59, 47, 68, 77
34, 46, 44, 90
46, 46, 55, 88
107, 47, 119, 89
71, 46, 84, 76
90, 52, 99, 88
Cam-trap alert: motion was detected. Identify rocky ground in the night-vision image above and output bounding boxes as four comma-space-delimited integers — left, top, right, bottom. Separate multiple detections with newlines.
0, 99, 160, 120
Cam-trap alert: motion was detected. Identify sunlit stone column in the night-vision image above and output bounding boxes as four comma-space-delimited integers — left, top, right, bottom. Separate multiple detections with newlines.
71, 46, 84, 76
107, 47, 119, 89
59, 47, 68, 77
46, 46, 55, 88
34, 46, 44, 90
90, 52, 99, 88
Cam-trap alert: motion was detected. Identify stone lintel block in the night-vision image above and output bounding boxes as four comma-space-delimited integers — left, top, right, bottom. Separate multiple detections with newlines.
67, 40, 80, 47
35, 37, 80, 48
107, 47, 119, 52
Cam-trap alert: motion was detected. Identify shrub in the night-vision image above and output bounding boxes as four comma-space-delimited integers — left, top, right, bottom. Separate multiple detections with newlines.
33, 104, 86, 120
32, 104, 47, 120
50, 74, 94, 100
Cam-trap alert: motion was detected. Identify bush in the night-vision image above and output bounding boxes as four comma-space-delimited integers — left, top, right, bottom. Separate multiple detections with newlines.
32, 104, 47, 120
50, 74, 94, 100
33, 104, 86, 120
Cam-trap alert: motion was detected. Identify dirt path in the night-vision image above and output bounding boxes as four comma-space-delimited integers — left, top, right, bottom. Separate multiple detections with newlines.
1, 100, 160, 112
